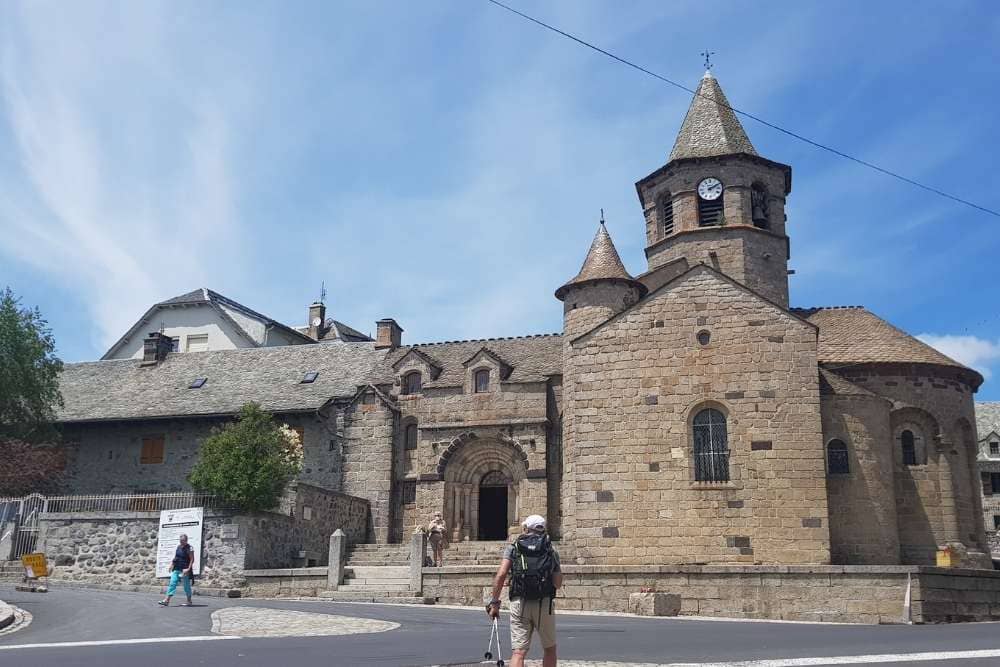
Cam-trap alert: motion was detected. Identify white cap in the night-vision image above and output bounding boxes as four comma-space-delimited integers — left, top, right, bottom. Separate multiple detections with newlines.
522, 515, 546, 532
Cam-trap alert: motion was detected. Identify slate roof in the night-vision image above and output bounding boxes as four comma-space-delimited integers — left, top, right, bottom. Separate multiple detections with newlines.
59, 342, 387, 423
102, 288, 315, 359
294, 319, 373, 343
793, 307, 978, 382
818, 368, 877, 398
555, 223, 646, 300
976, 402, 1000, 442
376, 334, 563, 389
669, 71, 758, 161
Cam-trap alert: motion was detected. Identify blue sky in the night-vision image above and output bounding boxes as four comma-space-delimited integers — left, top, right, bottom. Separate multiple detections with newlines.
2, 1, 999, 397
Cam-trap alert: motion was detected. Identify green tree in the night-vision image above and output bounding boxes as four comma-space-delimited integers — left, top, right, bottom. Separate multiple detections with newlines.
0, 287, 63, 442
188, 403, 303, 512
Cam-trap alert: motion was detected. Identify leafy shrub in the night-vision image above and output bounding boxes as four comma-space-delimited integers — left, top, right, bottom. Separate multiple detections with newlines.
188, 403, 303, 512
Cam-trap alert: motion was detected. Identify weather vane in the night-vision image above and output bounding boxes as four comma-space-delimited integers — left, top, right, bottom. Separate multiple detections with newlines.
600, 208, 605, 224
701, 49, 715, 71
319, 281, 327, 305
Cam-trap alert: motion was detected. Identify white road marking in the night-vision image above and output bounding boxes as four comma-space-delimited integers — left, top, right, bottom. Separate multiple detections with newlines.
628, 649, 1000, 666
444, 651, 1000, 666
0, 635, 240, 650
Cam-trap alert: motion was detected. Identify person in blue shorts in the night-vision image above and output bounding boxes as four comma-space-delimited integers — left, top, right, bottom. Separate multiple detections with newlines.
158, 533, 195, 607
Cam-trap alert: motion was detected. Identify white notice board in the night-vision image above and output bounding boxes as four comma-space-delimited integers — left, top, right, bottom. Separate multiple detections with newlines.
155, 507, 203, 578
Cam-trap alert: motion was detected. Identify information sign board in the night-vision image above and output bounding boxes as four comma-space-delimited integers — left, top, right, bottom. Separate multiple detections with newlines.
155, 507, 203, 578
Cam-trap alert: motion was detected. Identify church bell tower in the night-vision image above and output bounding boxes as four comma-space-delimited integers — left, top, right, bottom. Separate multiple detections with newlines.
636, 70, 793, 306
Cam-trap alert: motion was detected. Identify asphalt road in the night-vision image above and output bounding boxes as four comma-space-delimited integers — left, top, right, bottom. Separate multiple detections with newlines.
2, 584, 1000, 667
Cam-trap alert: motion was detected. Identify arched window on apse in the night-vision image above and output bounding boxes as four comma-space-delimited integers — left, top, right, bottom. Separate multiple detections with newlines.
693, 408, 729, 482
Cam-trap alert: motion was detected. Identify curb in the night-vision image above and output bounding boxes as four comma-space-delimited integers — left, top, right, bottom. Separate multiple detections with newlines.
0, 600, 13, 631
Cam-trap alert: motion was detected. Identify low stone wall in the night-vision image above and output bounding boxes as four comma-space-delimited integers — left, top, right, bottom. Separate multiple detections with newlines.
39, 510, 250, 591
35, 486, 370, 591
421, 565, 1000, 624
242, 568, 329, 598
283, 482, 370, 556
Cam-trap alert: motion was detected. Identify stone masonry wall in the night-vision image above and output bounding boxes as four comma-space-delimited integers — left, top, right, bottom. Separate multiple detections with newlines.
822, 393, 900, 564
563, 266, 828, 565
838, 366, 989, 566
36, 486, 369, 589
62, 412, 342, 494
339, 396, 396, 544
422, 564, 1000, 624
39, 510, 249, 590
641, 155, 790, 307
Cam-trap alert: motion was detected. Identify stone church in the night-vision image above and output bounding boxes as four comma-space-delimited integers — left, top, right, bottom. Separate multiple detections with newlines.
55, 71, 991, 569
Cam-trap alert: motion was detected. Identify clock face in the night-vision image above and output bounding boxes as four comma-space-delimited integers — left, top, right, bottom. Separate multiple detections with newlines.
311, 317, 322, 327
697, 177, 723, 201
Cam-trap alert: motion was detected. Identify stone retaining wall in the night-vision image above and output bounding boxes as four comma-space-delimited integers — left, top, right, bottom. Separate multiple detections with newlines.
242, 568, 329, 597
421, 564, 1000, 624
35, 485, 369, 591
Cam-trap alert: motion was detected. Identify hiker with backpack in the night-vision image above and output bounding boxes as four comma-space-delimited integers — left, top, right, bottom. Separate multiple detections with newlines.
486, 514, 562, 667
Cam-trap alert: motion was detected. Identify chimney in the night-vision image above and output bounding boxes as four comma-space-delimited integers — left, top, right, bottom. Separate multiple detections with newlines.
141, 332, 173, 366
308, 302, 326, 340
375, 318, 403, 350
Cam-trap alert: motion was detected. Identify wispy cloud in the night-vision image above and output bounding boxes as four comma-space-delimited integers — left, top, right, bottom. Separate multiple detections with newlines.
918, 334, 1000, 380
0, 2, 246, 351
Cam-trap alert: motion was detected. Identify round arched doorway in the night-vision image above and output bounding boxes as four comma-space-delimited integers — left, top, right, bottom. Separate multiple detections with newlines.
441, 437, 526, 541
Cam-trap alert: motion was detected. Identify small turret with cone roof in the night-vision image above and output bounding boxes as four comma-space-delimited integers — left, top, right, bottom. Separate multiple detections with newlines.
556, 216, 646, 340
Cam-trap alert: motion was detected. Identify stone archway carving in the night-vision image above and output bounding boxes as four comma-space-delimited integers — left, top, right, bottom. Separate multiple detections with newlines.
439, 434, 529, 541
436, 431, 530, 476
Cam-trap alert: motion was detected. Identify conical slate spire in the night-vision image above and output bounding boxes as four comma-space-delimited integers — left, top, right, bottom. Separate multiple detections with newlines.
668, 71, 757, 161
555, 222, 645, 299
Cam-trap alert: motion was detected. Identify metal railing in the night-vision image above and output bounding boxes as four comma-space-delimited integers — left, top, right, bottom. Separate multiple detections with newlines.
0, 493, 238, 518
0, 492, 238, 560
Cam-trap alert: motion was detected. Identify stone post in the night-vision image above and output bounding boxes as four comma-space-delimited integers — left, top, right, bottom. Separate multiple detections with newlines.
327, 529, 346, 591
410, 529, 426, 595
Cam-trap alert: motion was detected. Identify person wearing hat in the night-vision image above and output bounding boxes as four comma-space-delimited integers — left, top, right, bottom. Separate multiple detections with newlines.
427, 511, 448, 567
486, 514, 562, 667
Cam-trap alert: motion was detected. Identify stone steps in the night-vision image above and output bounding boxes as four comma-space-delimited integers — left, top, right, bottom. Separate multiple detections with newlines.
338, 582, 411, 592
318, 590, 431, 604
344, 566, 409, 578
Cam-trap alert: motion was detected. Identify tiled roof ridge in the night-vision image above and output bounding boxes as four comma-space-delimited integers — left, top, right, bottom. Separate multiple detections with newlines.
791, 305, 865, 312
409, 333, 562, 348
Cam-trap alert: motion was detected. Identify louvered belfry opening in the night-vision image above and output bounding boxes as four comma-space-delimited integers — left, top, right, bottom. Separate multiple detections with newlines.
698, 196, 724, 227
660, 193, 674, 235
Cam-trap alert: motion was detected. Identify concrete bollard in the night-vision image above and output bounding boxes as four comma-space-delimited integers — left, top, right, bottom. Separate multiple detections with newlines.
328, 529, 346, 591
410, 529, 426, 595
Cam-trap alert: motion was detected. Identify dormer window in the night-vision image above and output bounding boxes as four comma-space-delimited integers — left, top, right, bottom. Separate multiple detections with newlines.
189, 378, 207, 389
991, 441, 999, 457
301, 371, 319, 384
402, 371, 422, 395
660, 193, 674, 235
474, 369, 490, 393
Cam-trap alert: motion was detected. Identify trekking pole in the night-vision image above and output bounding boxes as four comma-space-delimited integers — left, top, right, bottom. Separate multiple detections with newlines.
485, 615, 497, 661
494, 615, 505, 666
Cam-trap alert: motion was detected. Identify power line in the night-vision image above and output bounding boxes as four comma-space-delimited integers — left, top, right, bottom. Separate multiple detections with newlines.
484, 0, 1000, 219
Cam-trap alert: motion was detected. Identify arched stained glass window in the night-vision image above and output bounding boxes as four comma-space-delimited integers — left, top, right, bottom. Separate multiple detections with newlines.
693, 408, 729, 482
